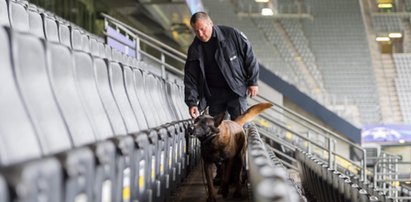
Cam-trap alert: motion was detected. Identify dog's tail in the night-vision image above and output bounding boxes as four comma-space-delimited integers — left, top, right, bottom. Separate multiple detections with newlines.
235, 102, 273, 126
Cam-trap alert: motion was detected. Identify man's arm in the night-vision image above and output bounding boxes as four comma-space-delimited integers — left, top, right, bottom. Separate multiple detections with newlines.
184, 54, 201, 118
235, 29, 259, 87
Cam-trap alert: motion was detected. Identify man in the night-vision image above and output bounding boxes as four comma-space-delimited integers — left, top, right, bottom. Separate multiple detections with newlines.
184, 11, 259, 120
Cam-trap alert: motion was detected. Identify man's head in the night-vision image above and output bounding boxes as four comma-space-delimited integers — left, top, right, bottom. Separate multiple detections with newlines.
190, 11, 213, 42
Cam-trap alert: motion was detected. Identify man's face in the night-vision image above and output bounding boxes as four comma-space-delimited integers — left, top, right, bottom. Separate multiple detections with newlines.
191, 19, 213, 42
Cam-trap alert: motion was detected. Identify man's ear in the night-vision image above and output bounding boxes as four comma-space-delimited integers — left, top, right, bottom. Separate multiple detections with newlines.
213, 111, 226, 127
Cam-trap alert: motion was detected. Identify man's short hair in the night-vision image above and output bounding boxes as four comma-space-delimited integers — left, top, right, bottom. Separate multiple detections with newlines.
190, 11, 210, 25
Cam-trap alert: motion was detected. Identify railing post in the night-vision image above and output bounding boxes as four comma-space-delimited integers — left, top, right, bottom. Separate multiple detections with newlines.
362, 148, 367, 184
161, 53, 166, 79
135, 37, 141, 60
328, 137, 332, 169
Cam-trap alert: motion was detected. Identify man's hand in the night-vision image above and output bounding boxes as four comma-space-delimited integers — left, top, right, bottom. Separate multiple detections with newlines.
189, 106, 200, 119
247, 86, 258, 98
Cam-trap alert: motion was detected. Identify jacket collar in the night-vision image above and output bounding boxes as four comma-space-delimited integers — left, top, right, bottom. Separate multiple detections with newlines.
213, 25, 226, 42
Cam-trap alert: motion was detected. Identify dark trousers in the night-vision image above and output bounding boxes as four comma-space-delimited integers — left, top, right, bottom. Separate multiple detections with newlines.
206, 87, 247, 120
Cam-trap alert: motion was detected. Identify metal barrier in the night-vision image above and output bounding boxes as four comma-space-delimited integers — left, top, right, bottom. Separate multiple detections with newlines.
251, 95, 368, 184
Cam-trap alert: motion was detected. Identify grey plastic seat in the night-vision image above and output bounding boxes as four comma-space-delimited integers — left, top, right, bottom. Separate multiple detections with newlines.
43, 14, 59, 42
108, 60, 140, 133
73, 50, 136, 202
0, 27, 42, 166
0, 0, 9, 26
93, 57, 127, 135
97, 41, 105, 58
81, 34, 90, 52
123, 65, 149, 130
71, 27, 81, 50
90, 37, 99, 56
0, 26, 67, 202
58, 22, 70, 47
2, 158, 63, 202
8, 1, 29, 31
0, 175, 8, 202
134, 69, 161, 127
28, 9, 44, 38
11, 29, 96, 202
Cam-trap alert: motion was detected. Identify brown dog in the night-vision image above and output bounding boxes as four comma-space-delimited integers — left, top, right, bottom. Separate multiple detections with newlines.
191, 102, 272, 202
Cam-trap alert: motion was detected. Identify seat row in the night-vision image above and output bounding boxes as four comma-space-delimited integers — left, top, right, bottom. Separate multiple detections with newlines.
296, 149, 392, 202
0, 18, 199, 202
247, 126, 302, 202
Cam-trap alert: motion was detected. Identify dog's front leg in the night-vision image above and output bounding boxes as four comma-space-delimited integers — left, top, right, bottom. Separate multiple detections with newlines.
204, 162, 216, 202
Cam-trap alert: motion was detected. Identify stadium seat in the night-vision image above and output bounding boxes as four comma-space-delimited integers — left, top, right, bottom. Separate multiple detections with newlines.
43, 14, 59, 42
81, 33, 90, 52
0, 0, 8, 26
105, 44, 112, 60
8, 1, 29, 31
0, 175, 8, 202
2, 158, 63, 201
46, 42, 117, 201
72, 50, 136, 202
131, 132, 153, 202
97, 41, 105, 58
108, 60, 140, 133
122, 65, 149, 130
10, 29, 96, 202
90, 37, 99, 56
134, 69, 161, 127
57, 22, 70, 47
71, 27, 81, 50
0, 27, 42, 166
28, 9, 44, 38
93, 57, 128, 135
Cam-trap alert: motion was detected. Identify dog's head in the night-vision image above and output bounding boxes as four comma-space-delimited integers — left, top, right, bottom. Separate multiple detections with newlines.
190, 111, 226, 141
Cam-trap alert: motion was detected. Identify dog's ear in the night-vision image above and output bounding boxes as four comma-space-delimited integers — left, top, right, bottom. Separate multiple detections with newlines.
213, 111, 226, 128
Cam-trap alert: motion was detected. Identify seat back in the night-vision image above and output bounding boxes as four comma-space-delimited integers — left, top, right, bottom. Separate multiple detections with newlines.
11, 29, 72, 155
108, 61, 140, 133
0, 175, 8, 202
123, 65, 148, 130
43, 15, 59, 42
0, 0, 9, 26
93, 57, 127, 135
0, 27, 41, 166
73, 51, 114, 140
71, 28, 81, 50
58, 22, 70, 47
134, 69, 160, 127
28, 9, 44, 38
46, 42, 96, 146
8, 1, 29, 31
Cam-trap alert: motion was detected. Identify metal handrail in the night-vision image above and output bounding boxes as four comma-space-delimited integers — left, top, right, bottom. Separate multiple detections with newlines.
101, 13, 187, 60
253, 95, 368, 183
102, 13, 186, 78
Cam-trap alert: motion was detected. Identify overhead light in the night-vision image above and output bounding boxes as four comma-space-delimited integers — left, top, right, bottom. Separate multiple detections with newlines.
405, 181, 411, 184
255, 0, 269, 2
399, 139, 405, 144
389, 33, 402, 38
378, 3, 393, 8
376, 36, 390, 42
261, 8, 274, 16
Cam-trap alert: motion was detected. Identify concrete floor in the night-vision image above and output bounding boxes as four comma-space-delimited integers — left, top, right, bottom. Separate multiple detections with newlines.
170, 164, 250, 202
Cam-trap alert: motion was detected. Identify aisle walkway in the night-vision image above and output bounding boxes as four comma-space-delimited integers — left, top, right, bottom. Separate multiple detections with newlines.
170, 164, 250, 202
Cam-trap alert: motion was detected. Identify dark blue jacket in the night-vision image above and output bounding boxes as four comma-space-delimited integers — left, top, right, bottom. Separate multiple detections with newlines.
184, 25, 259, 110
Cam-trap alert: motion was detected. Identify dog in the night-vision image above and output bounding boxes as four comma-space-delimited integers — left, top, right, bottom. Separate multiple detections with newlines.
191, 102, 272, 202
